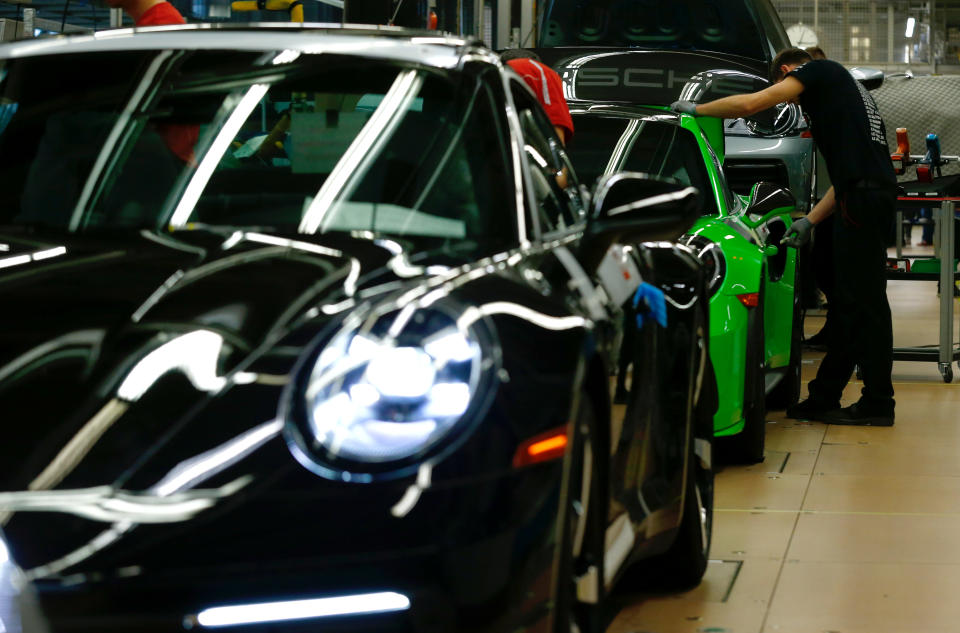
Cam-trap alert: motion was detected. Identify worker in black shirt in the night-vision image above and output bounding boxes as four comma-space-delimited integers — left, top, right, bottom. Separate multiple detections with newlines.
671, 47, 896, 426
803, 45, 836, 351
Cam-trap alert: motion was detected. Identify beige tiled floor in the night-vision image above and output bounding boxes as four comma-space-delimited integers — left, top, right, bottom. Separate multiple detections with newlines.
607, 242, 960, 633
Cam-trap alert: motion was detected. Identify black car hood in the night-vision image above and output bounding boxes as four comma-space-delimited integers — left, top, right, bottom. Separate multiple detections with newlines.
533, 48, 768, 104
0, 228, 400, 382
0, 226, 496, 493
0, 227, 554, 586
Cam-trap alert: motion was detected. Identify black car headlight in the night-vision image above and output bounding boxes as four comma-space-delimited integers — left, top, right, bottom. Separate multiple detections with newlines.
683, 235, 726, 297
745, 102, 804, 137
284, 304, 499, 482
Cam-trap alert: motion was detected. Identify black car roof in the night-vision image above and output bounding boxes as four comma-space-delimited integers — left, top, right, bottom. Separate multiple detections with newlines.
567, 102, 682, 123
0, 23, 487, 65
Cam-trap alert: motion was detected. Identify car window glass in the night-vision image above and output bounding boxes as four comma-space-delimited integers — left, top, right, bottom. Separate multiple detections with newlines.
160, 63, 515, 247
510, 82, 583, 235
0, 52, 158, 229
567, 115, 719, 217
562, 115, 629, 185
0, 52, 515, 250
751, 0, 791, 58
699, 128, 736, 212
540, 0, 768, 61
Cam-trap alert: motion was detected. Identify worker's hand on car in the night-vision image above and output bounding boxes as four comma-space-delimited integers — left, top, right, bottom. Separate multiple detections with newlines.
670, 100, 699, 115
781, 217, 813, 248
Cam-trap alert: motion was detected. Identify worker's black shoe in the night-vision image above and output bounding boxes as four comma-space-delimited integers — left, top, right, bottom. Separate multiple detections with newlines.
785, 398, 841, 421
821, 402, 894, 427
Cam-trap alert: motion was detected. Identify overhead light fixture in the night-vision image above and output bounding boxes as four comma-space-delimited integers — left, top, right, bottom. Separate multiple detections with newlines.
151, 420, 282, 497
457, 302, 588, 332
194, 592, 411, 628
0, 245, 68, 270
169, 83, 270, 229
298, 70, 423, 234
270, 49, 301, 65
906, 17, 916, 38
117, 330, 227, 402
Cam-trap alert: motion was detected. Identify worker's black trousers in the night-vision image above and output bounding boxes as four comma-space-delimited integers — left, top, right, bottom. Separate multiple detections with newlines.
807, 187, 896, 413
811, 214, 836, 337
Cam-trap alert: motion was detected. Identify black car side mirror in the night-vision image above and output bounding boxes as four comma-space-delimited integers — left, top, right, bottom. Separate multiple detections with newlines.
740, 181, 796, 229
581, 173, 700, 269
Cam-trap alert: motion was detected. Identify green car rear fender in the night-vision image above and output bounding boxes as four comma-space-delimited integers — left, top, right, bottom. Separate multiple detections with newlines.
679, 116, 799, 437
686, 218, 762, 436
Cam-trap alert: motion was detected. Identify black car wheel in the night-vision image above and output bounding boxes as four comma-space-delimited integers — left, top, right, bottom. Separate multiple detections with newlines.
720, 285, 766, 464
665, 428, 714, 590
767, 261, 802, 410
617, 428, 713, 593
555, 393, 605, 633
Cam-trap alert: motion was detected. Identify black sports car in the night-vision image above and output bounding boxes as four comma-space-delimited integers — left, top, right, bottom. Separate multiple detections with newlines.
0, 26, 715, 633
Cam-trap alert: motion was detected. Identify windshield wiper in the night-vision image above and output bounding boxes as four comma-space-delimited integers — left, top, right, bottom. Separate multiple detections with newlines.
167, 222, 280, 237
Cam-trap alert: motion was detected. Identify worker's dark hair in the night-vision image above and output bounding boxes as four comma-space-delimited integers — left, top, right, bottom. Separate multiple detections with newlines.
500, 48, 541, 63
805, 45, 827, 60
769, 47, 813, 82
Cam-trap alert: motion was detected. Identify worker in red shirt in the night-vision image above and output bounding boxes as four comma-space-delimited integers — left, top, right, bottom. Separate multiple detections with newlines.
106, 0, 185, 25
501, 49, 574, 146
106, 0, 194, 162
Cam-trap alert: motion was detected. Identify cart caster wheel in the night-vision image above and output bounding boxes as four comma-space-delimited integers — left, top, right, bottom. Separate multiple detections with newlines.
939, 363, 954, 383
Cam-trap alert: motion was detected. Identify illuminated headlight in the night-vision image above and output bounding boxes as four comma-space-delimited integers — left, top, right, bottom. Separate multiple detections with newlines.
684, 235, 726, 297
284, 304, 499, 481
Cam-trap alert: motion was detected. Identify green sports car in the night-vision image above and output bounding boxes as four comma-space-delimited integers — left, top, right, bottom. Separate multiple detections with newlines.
567, 103, 801, 463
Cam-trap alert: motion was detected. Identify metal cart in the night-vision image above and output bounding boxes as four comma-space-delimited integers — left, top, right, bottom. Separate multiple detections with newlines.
888, 193, 960, 383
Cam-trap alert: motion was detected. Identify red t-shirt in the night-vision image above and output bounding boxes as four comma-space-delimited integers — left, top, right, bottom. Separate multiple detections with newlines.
506, 58, 574, 142
136, 3, 194, 163
136, 2, 186, 26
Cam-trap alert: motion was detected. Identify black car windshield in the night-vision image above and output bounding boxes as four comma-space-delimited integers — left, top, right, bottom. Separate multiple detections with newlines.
0, 50, 514, 245
539, 0, 769, 60
567, 114, 718, 216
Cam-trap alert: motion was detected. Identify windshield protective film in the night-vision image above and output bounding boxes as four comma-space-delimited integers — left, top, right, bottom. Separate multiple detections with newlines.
539, 0, 768, 60
0, 51, 513, 245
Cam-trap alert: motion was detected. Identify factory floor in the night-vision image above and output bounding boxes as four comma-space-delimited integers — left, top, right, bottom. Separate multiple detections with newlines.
608, 234, 960, 633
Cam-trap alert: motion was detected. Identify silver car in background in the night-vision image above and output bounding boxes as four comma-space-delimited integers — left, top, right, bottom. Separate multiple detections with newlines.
535, 0, 816, 211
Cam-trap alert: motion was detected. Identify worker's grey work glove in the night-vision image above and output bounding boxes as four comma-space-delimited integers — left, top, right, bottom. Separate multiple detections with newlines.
670, 100, 699, 115
781, 217, 813, 248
